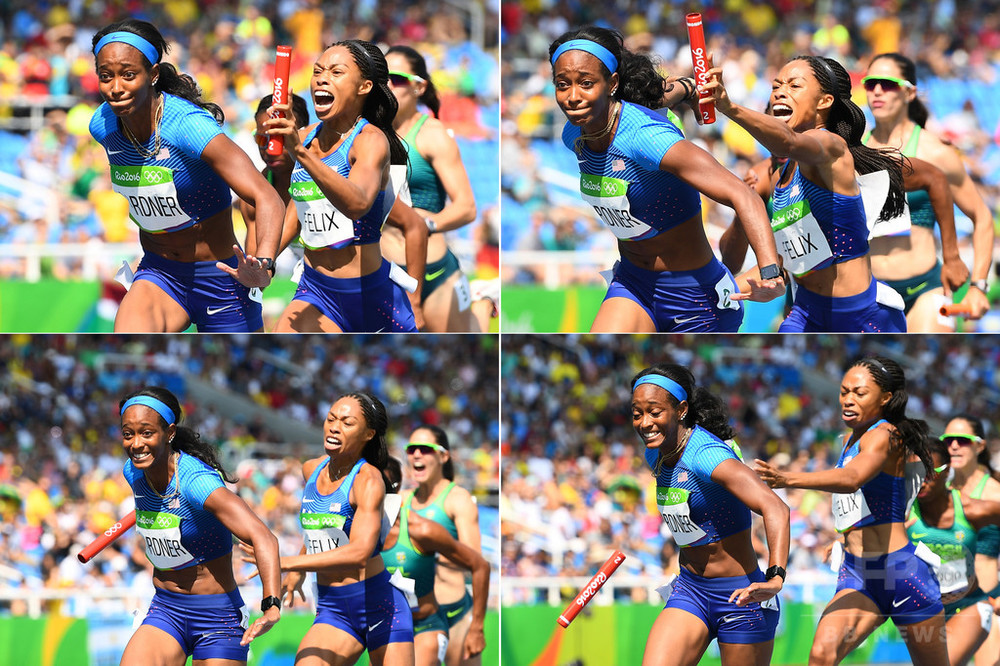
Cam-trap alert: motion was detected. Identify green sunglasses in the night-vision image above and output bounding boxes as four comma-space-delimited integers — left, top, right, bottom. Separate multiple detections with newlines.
861, 75, 914, 92
406, 441, 446, 454
933, 463, 949, 474
388, 70, 426, 86
939, 433, 983, 446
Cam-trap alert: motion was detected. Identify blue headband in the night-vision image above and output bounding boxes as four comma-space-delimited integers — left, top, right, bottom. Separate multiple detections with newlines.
94, 31, 160, 65
632, 375, 688, 403
550, 39, 618, 74
121, 396, 176, 425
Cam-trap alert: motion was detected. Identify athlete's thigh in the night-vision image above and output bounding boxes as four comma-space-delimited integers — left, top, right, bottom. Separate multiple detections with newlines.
422, 273, 473, 333
193, 659, 245, 666
642, 607, 712, 666
274, 300, 343, 332
719, 640, 774, 666
907, 288, 954, 333
295, 623, 365, 666
591, 297, 656, 333
115, 281, 190, 333
948, 606, 990, 666
973, 612, 1000, 666
120, 624, 188, 666
369, 639, 415, 666
414, 629, 444, 666
899, 611, 949, 666
444, 612, 478, 666
810, 589, 885, 664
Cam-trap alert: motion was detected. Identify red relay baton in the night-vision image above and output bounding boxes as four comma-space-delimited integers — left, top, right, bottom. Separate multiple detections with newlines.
686, 13, 715, 124
557, 550, 626, 628
78, 510, 136, 563
940, 303, 973, 317
267, 45, 293, 157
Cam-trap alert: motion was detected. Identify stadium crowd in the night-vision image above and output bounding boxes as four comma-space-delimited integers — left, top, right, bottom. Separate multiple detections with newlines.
0, 334, 499, 613
500, 0, 1000, 294
0, 0, 500, 282
500, 334, 1000, 602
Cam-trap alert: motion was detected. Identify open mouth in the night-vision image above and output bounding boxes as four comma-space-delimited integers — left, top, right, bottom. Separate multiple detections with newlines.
771, 104, 792, 120
313, 90, 335, 114
130, 451, 151, 462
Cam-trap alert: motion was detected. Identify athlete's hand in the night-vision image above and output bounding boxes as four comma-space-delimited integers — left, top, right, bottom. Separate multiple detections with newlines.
264, 89, 302, 158
408, 293, 426, 331
728, 577, 781, 607
463, 623, 486, 659
280, 570, 308, 607
754, 459, 788, 489
732, 270, 785, 303
700, 54, 733, 115
940, 256, 969, 296
241, 605, 280, 645
960, 283, 990, 320
217, 244, 273, 289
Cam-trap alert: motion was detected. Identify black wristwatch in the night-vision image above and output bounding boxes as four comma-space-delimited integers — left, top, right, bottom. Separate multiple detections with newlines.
765, 565, 786, 582
258, 258, 276, 276
971, 279, 988, 293
759, 264, 782, 281
260, 595, 281, 612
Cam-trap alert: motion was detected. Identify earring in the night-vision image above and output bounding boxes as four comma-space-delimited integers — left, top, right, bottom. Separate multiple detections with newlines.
680, 412, 687, 420
610, 87, 618, 96
152, 78, 158, 86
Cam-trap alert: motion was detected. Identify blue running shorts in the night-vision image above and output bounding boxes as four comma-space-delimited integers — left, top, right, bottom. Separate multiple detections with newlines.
314, 570, 414, 649
291, 260, 417, 332
142, 587, 249, 661
665, 567, 780, 644
836, 542, 943, 625
779, 278, 907, 332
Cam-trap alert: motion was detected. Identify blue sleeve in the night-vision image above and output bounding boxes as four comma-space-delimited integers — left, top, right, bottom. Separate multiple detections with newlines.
689, 438, 739, 480
178, 456, 226, 508
644, 447, 659, 471
89, 103, 115, 144
163, 102, 224, 159
561, 121, 580, 152
122, 460, 137, 488
622, 112, 685, 172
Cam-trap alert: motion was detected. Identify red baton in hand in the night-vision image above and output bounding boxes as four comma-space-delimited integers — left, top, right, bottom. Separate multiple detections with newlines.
78, 510, 136, 563
558, 550, 626, 628
686, 13, 715, 124
267, 45, 293, 156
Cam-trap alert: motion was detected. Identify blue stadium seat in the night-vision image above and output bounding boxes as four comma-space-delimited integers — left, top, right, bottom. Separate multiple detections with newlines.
0, 131, 28, 177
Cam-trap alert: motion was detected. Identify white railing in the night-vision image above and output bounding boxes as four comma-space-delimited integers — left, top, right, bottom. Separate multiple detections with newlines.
0, 241, 141, 282
501, 249, 617, 288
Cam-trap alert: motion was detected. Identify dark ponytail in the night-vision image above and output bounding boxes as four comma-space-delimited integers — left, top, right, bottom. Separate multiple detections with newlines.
92, 19, 224, 125
631, 364, 735, 441
119, 387, 236, 483
332, 40, 409, 167
549, 26, 665, 110
386, 45, 440, 118
344, 391, 389, 477
794, 55, 905, 221
850, 356, 932, 476
868, 53, 929, 128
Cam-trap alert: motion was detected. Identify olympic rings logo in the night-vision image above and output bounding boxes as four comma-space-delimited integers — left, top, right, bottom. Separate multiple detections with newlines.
104, 521, 123, 537
155, 516, 174, 527
144, 170, 164, 184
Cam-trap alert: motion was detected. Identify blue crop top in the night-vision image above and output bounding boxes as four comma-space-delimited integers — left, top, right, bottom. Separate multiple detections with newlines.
563, 102, 701, 242
832, 419, 908, 532
645, 426, 751, 548
123, 451, 232, 571
300, 457, 384, 557
90, 93, 229, 233
770, 162, 869, 278
290, 120, 393, 251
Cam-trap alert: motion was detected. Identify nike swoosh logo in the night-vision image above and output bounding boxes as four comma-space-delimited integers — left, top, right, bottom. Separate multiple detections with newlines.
302, 498, 315, 502
892, 596, 911, 608
368, 619, 384, 632
292, 168, 307, 176
910, 532, 928, 539
446, 607, 463, 618
206, 305, 233, 315
425, 267, 447, 282
906, 282, 929, 296
674, 315, 700, 325
134, 495, 145, 499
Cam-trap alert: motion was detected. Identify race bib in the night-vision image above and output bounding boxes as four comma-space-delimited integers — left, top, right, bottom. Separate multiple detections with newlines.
714, 272, 740, 311
936, 557, 969, 594
771, 199, 833, 277
579, 173, 656, 240
388, 568, 419, 608
454, 274, 472, 311
111, 165, 191, 232
832, 490, 871, 532
657, 486, 708, 546
300, 512, 349, 554
135, 510, 195, 570
291, 180, 354, 250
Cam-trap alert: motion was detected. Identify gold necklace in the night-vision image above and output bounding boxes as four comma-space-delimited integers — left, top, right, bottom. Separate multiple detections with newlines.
574, 100, 621, 153
121, 94, 164, 159
148, 451, 180, 499
652, 426, 693, 477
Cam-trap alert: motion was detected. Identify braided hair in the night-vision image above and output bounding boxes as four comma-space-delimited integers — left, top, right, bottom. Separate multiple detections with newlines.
331, 40, 408, 167
548, 26, 666, 110
792, 55, 905, 221
342, 391, 390, 477
119, 387, 237, 483
868, 53, 929, 128
849, 356, 932, 476
385, 45, 440, 118
92, 19, 224, 125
